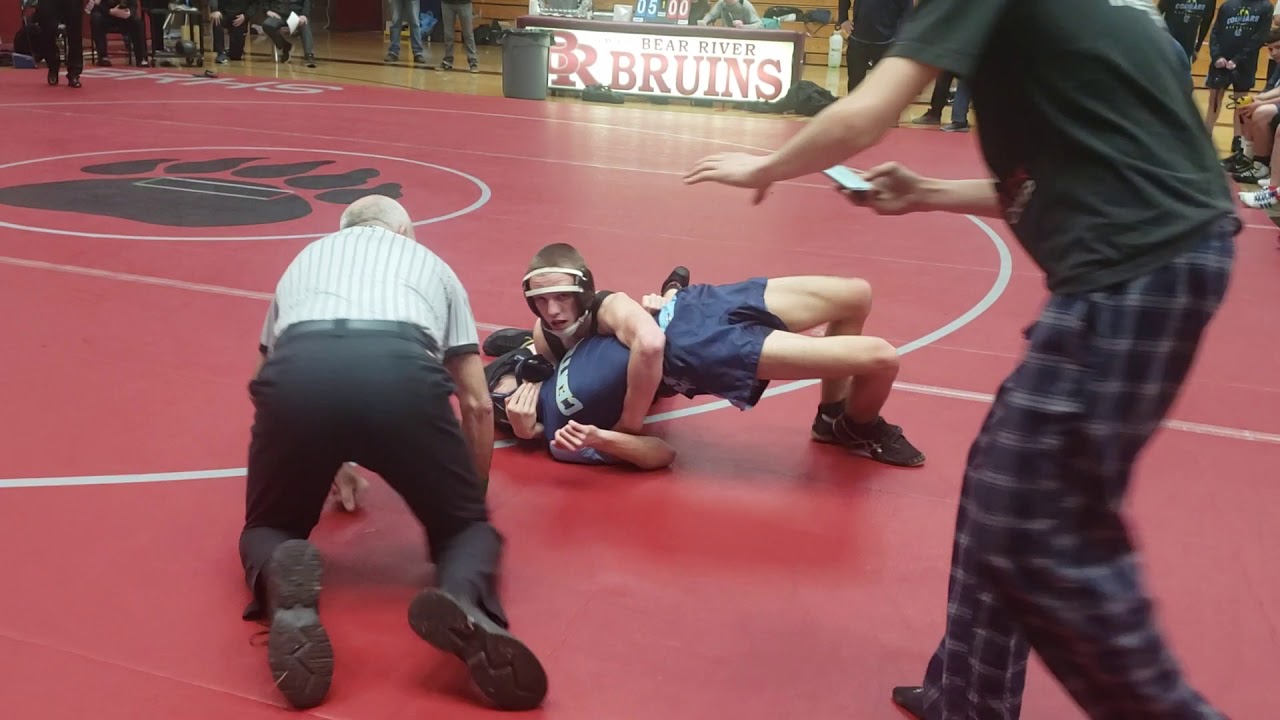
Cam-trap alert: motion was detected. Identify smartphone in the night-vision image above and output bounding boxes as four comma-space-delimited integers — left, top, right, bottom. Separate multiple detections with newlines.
823, 165, 874, 193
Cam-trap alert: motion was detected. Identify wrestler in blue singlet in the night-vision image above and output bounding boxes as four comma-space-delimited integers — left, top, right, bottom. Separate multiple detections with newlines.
537, 334, 632, 465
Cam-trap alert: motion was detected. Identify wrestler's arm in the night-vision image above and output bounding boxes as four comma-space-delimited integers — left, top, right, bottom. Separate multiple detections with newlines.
550, 422, 676, 471
594, 293, 666, 434
573, 429, 676, 470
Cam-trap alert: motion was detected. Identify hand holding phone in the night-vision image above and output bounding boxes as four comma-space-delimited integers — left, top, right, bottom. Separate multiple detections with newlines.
823, 165, 874, 194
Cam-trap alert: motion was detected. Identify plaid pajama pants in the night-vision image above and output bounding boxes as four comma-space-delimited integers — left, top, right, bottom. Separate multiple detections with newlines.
921, 217, 1238, 720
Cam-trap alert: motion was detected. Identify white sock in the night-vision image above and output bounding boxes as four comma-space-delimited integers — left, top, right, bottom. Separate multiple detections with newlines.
1243, 138, 1255, 157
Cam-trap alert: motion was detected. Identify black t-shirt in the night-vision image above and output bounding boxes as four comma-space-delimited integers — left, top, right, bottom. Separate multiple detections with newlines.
887, 0, 1238, 295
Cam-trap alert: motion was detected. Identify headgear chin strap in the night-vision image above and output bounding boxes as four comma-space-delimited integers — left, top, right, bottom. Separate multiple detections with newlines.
521, 266, 597, 339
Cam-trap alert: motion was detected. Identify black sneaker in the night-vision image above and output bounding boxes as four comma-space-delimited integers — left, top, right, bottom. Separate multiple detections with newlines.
408, 588, 548, 711
891, 686, 926, 719
811, 413, 926, 467
1232, 163, 1270, 184
911, 111, 942, 125
265, 540, 333, 709
660, 265, 690, 294
483, 327, 535, 357
1222, 151, 1249, 171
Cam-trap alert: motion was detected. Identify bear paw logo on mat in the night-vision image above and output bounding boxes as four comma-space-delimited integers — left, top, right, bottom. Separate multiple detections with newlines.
0, 157, 404, 228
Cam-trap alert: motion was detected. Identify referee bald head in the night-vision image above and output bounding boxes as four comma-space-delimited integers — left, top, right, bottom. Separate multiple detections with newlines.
339, 194, 415, 239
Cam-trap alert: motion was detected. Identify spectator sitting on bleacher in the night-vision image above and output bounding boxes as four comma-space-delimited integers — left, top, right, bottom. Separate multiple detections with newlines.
142, 0, 168, 60
699, 0, 762, 29
1237, 117, 1280, 207
211, 0, 255, 64
1220, 28, 1280, 183
260, 0, 316, 67
1203, 0, 1273, 132
88, 0, 150, 67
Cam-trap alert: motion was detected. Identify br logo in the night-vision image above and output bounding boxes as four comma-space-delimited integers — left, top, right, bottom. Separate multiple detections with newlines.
548, 31, 601, 88
0, 155, 403, 228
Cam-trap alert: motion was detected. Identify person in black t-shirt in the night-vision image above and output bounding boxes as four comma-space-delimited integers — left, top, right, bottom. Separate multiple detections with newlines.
836, 0, 911, 92
1161, 0, 1216, 63
1203, 0, 1274, 132
684, 2, 1238, 719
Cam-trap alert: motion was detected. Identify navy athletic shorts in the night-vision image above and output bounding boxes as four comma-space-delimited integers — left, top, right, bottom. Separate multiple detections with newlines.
658, 277, 787, 409
1206, 58, 1258, 93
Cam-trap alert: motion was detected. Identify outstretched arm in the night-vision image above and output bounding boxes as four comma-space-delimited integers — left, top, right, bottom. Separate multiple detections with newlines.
551, 421, 676, 471
683, 56, 938, 200
595, 293, 666, 434
685, 1, 1012, 199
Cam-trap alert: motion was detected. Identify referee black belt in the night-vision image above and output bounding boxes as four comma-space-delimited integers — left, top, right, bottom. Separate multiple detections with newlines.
281, 319, 440, 355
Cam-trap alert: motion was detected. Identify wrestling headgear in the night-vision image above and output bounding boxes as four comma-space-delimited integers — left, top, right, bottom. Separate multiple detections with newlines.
521, 264, 596, 342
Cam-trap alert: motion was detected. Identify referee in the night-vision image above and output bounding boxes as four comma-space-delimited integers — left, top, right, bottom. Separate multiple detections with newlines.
684, 2, 1236, 719
242, 195, 548, 712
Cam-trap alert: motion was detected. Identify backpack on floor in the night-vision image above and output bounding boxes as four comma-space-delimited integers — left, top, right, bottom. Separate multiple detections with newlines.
743, 80, 836, 116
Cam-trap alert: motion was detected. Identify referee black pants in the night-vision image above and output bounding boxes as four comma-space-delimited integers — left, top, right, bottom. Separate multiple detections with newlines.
239, 321, 507, 628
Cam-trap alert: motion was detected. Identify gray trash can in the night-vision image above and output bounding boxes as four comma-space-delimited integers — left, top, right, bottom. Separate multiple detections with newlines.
502, 29, 554, 101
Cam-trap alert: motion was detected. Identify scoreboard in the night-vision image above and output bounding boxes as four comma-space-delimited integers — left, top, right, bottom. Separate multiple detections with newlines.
631, 0, 692, 24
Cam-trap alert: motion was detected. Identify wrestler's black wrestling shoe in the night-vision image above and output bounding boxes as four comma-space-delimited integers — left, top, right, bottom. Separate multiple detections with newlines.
483, 327, 534, 357
891, 686, 926, 719
408, 588, 548, 711
653, 266, 690, 399
264, 539, 334, 709
661, 265, 691, 295
811, 411, 926, 467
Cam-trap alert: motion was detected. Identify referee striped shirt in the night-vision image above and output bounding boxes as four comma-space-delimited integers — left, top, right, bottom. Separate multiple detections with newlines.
259, 224, 480, 360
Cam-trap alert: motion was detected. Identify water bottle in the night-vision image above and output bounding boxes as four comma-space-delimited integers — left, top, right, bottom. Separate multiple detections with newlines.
828, 29, 843, 69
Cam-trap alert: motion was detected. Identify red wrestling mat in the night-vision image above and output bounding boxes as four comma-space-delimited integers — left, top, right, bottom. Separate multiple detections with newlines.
0, 68, 1277, 720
